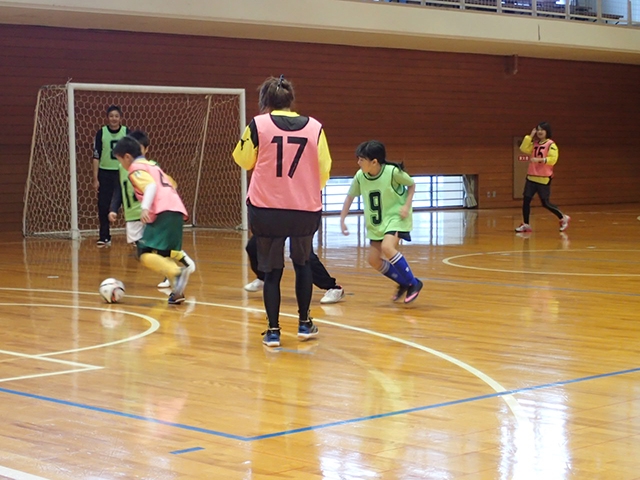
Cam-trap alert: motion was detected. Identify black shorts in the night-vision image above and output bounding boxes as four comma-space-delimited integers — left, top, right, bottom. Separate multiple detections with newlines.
248, 204, 321, 272
523, 178, 552, 201
370, 231, 412, 243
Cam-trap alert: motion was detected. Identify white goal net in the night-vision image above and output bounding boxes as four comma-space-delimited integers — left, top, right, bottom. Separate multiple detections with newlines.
23, 82, 246, 239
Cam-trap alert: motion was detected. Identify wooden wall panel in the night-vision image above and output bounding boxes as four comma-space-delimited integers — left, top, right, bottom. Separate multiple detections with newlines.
0, 24, 639, 233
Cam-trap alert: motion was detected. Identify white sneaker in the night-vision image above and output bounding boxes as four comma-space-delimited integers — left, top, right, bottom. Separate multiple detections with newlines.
515, 223, 532, 233
158, 253, 196, 288
244, 279, 264, 292
559, 215, 571, 232
320, 287, 345, 304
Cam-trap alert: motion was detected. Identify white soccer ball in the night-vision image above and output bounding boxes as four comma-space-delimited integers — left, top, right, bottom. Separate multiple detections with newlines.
99, 278, 125, 304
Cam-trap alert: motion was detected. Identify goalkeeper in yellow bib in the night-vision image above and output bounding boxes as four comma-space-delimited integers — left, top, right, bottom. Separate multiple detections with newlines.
112, 135, 191, 305
108, 130, 196, 288
340, 140, 423, 304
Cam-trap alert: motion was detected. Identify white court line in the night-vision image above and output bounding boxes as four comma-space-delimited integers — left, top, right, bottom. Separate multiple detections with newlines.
443, 248, 640, 276
0, 465, 52, 480
0, 345, 102, 383
0, 288, 525, 424
0, 303, 160, 383
315, 317, 526, 424
0, 302, 160, 359
0, 298, 162, 480
0, 368, 103, 384
149, 297, 527, 424
0, 347, 99, 368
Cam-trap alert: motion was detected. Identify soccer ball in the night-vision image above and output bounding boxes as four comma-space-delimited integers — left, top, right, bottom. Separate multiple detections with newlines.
99, 278, 125, 304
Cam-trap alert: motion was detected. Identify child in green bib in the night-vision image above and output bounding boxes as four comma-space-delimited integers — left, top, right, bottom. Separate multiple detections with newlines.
340, 140, 423, 304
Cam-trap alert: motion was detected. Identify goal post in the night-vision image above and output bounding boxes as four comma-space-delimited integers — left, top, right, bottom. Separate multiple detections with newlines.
23, 82, 247, 240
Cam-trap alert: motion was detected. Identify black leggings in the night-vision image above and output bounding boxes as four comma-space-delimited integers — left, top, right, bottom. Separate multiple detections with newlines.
97, 169, 119, 240
522, 178, 563, 224
264, 262, 313, 329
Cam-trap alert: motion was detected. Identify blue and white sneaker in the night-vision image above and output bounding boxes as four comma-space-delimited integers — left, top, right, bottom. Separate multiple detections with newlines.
262, 329, 281, 347
297, 320, 319, 341
168, 293, 185, 305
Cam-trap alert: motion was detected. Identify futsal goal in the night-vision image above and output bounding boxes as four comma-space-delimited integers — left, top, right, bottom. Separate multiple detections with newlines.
23, 82, 247, 239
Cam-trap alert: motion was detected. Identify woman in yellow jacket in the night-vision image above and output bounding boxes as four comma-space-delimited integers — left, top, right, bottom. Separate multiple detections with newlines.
515, 122, 570, 233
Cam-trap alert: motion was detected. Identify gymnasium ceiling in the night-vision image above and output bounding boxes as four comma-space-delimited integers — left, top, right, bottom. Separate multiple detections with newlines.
0, 0, 639, 65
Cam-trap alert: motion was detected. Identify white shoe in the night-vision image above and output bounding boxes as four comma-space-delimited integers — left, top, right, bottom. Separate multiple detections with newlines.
515, 223, 532, 233
244, 279, 264, 292
320, 287, 345, 304
559, 215, 571, 232
158, 253, 196, 288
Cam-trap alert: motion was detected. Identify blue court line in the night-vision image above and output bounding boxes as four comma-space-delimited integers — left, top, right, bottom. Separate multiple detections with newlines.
248, 365, 640, 440
0, 386, 246, 441
170, 447, 205, 455
1, 366, 639, 443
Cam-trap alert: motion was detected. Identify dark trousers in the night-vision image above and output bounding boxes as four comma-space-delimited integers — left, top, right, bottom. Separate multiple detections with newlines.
97, 169, 119, 241
522, 178, 563, 224
245, 235, 338, 290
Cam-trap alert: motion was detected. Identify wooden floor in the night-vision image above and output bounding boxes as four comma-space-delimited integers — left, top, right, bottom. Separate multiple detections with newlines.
2, 205, 640, 480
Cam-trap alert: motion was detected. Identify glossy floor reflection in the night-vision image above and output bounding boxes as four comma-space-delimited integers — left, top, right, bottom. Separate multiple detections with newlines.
2, 205, 640, 479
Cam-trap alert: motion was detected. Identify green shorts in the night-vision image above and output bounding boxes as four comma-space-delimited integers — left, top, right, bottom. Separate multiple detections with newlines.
137, 211, 183, 255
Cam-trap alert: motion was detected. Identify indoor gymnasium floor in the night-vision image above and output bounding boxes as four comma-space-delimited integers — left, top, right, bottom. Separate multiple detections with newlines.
1, 205, 640, 479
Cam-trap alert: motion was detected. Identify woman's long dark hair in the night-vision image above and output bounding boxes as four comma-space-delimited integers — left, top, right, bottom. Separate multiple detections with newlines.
258, 75, 295, 113
355, 140, 405, 170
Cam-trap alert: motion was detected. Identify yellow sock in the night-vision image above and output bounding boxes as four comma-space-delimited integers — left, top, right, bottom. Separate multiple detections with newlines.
170, 250, 185, 263
140, 253, 181, 280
